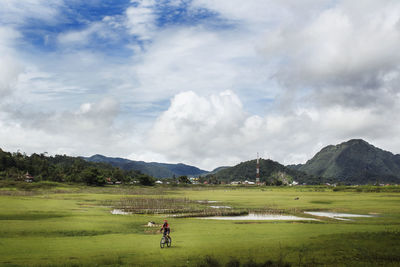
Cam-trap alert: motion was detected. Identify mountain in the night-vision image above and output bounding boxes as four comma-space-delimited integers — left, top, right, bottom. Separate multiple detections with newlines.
295, 139, 400, 184
211, 158, 321, 184
286, 164, 302, 171
205, 166, 231, 176
83, 154, 208, 178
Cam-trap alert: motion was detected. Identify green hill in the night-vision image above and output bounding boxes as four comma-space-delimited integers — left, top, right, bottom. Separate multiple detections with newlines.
297, 139, 400, 184
212, 158, 322, 184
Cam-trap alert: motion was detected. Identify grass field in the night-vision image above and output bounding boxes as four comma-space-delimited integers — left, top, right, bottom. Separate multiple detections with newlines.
0, 184, 400, 266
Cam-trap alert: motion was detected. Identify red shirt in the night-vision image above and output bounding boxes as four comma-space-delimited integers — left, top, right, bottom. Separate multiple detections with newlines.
161, 222, 170, 230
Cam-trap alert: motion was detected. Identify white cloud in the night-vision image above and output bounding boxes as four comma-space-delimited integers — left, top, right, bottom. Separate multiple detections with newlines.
57, 1, 157, 47
265, 4, 400, 81
189, 1, 400, 110
8, 97, 119, 137
258, 0, 400, 112
148, 90, 400, 170
125, 0, 156, 40
0, 0, 63, 25
148, 90, 247, 169
190, 0, 325, 30
0, 97, 139, 158
57, 16, 125, 46
130, 26, 274, 104
0, 56, 22, 98
0, 27, 23, 98
57, 26, 97, 45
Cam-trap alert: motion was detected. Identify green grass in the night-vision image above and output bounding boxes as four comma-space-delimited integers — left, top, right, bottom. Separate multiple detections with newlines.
0, 185, 399, 266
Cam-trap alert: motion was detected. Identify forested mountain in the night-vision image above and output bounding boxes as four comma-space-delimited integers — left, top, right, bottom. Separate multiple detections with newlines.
210, 158, 323, 185
208, 166, 231, 175
293, 139, 400, 184
84, 154, 208, 178
0, 148, 149, 185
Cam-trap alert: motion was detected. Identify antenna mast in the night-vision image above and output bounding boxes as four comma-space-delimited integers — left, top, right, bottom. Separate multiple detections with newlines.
256, 152, 260, 184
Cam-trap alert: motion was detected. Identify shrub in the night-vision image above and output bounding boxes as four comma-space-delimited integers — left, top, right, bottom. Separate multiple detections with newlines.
225, 258, 240, 267
197, 255, 220, 267
138, 174, 155, 186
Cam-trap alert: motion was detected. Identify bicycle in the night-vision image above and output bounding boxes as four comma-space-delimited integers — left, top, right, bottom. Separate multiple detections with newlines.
160, 234, 172, 248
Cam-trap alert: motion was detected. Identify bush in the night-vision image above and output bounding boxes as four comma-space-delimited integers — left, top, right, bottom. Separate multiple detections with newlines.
196, 256, 292, 267
225, 258, 240, 267
138, 174, 155, 186
82, 168, 106, 186
197, 255, 220, 267
178, 175, 191, 184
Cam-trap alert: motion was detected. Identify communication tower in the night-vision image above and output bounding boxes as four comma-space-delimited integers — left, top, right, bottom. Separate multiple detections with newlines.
256, 152, 260, 184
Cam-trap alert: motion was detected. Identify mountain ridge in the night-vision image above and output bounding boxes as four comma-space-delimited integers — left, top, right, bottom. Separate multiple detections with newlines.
83, 154, 208, 178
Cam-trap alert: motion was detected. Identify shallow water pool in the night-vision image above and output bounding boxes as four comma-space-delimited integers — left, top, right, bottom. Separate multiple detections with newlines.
111, 209, 131, 215
200, 213, 318, 221
209, 205, 231, 209
304, 211, 374, 221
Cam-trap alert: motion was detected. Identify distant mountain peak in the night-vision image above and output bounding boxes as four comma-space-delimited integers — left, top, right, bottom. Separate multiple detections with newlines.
299, 139, 400, 184
346, 138, 368, 143
341, 139, 371, 147
91, 154, 106, 158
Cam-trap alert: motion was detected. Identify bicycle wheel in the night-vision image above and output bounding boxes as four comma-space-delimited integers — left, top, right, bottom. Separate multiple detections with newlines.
160, 237, 165, 248
167, 236, 172, 247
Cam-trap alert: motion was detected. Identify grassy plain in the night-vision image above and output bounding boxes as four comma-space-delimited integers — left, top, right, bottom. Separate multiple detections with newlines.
0, 184, 399, 266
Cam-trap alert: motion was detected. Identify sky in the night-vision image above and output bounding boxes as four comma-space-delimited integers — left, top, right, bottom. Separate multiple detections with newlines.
1, 0, 400, 171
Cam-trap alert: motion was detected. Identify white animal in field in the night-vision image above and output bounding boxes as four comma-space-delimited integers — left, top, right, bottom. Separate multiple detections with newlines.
147, 221, 156, 227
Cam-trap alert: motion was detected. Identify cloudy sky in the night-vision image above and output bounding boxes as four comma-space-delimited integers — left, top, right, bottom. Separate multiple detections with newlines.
1, 0, 400, 170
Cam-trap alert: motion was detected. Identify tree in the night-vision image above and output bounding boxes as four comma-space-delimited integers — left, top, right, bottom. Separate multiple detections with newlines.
82, 167, 105, 186
112, 168, 124, 182
178, 175, 191, 184
138, 174, 155, 186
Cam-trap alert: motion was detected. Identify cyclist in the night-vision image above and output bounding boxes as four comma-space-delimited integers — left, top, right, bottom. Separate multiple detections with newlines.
160, 219, 170, 238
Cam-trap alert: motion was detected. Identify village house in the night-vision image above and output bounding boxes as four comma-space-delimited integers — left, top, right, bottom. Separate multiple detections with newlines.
25, 172, 34, 183
189, 177, 199, 184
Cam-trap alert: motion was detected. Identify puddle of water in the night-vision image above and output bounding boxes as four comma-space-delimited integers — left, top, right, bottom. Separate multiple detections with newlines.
111, 209, 131, 215
200, 213, 318, 221
304, 211, 374, 221
197, 200, 218, 203
210, 206, 231, 209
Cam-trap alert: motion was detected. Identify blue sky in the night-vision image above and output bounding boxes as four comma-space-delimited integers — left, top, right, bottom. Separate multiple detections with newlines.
1, 0, 400, 170
16, 1, 224, 56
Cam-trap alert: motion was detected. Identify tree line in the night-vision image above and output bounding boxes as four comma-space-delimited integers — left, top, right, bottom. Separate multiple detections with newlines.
0, 148, 155, 186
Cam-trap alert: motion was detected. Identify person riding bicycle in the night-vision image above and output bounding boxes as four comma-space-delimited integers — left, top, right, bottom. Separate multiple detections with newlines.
160, 219, 170, 237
